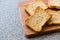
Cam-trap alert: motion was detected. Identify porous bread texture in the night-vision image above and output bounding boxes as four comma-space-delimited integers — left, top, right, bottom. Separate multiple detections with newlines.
48, 0, 60, 9
46, 9, 60, 25
24, 0, 48, 15
25, 7, 51, 32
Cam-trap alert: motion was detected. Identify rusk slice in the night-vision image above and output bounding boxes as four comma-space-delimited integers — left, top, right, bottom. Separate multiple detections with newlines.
46, 9, 60, 25
25, 7, 51, 32
24, 0, 48, 15
48, 0, 60, 9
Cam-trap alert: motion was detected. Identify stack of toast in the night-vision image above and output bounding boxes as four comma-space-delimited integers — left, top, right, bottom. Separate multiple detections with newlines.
18, 0, 60, 37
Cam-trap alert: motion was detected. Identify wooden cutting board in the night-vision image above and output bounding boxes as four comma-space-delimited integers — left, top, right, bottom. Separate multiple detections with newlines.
18, 0, 60, 38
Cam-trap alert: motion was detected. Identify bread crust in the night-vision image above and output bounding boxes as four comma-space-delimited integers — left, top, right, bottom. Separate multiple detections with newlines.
46, 9, 60, 25
24, 0, 48, 16
48, 0, 60, 9
25, 7, 51, 32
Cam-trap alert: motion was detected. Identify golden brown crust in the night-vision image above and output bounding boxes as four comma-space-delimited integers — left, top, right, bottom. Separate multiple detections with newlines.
25, 7, 51, 32
24, 0, 48, 16
46, 9, 60, 25
48, 0, 60, 9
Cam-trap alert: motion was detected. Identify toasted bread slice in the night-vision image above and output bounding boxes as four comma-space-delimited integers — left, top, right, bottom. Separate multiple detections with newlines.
48, 0, 60, 9
46, 9, 60, 25
25, 7, 51, 32
24, 0, 48, 15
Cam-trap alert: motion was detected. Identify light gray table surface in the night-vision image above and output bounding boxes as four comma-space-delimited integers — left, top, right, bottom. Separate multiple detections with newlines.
0, 0, 60, 40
